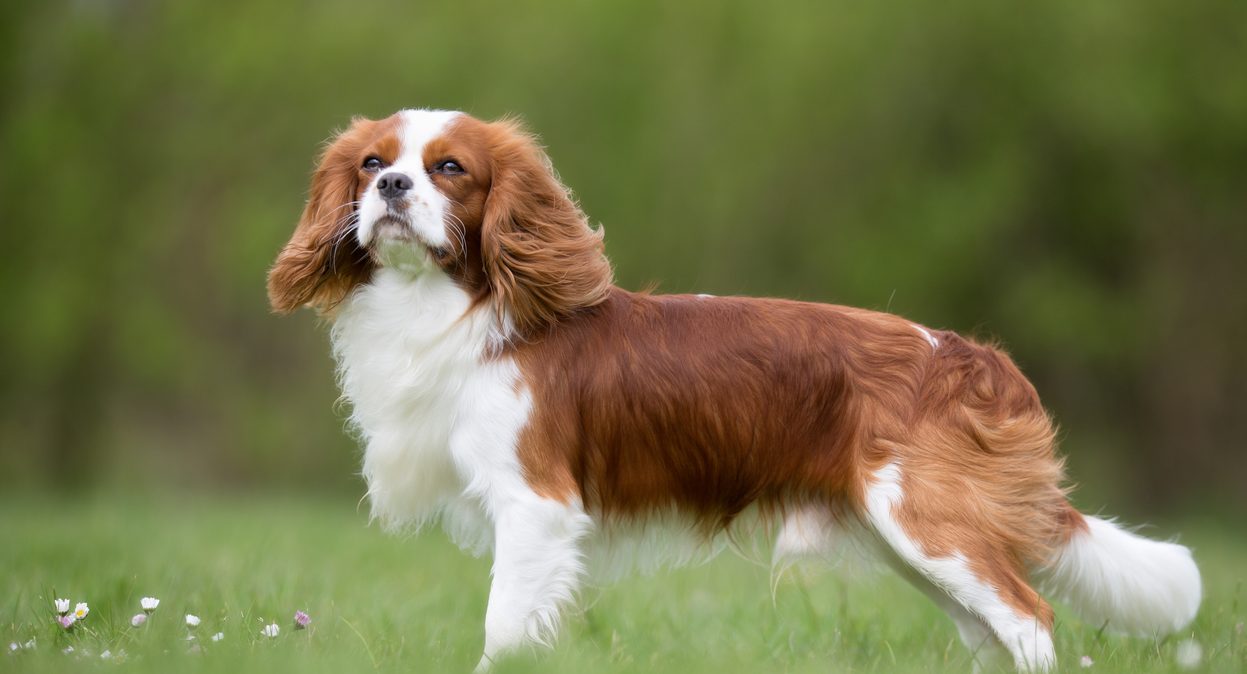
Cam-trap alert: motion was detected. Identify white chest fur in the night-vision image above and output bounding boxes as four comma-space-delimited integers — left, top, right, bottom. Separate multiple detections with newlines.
330, 267, 527, 541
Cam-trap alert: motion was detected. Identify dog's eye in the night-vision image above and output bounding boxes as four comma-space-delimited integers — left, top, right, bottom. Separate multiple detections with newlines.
433, 160, 465, 175
361, 156, 386, 172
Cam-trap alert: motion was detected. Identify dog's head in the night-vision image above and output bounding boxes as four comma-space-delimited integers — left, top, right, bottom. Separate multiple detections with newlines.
267, 110, 612, 334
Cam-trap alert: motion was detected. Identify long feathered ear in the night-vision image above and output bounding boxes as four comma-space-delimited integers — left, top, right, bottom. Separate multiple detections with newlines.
267, 118, 377, 314
481, 119, 613, 335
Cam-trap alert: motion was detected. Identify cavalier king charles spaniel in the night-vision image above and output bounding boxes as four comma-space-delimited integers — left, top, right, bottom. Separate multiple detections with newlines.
268, 109, 1200, 671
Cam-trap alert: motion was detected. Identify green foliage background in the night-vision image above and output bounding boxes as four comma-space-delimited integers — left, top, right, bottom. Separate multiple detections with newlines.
1, 0, 1244, 519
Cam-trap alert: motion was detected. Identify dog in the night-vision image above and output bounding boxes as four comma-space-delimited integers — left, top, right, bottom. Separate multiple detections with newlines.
268, 109, 1201, 671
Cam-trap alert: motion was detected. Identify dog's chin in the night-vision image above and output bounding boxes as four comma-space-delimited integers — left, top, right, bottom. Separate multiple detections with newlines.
372, 214, 415, 240
368, 216, 438, 275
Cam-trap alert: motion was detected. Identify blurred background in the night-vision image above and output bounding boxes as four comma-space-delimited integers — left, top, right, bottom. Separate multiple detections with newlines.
2, 0, 1244, 522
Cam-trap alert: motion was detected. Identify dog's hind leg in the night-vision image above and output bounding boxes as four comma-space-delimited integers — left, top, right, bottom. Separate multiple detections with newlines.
774, 503, 1011, 672
862, 463, 1056, 672
886, 559, 1013, 673
475, 495, 592, 672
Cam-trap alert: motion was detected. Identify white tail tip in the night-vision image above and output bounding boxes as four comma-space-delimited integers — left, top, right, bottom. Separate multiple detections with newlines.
1041, 515, 1201, 635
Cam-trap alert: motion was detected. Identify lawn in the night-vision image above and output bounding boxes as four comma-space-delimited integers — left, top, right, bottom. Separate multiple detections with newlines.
2, 494, 1243, 673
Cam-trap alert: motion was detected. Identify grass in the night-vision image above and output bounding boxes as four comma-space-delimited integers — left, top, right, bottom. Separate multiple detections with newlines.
1, 493, 1243, 673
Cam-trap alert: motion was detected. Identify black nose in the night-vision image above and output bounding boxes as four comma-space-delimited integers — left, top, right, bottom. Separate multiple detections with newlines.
376, 172, 413, 200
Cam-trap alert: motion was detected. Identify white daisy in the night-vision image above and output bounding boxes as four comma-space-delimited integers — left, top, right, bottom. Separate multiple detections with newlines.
73, 602, 89, 620
140, 597, 160, 612
261, 623, 280, 638
54, 598, 71, 615
185, 614, 201, 628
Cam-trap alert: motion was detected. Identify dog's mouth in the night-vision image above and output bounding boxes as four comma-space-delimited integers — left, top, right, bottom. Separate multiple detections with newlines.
366, 213, 451, 271
371, 213, 417, 243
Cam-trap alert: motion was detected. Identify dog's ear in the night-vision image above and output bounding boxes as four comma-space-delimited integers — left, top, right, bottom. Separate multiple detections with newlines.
268, 118, 378, 314
479, 118, 613, 334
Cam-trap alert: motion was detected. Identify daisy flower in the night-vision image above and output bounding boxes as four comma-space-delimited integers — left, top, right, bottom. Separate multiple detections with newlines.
73, 603, 89, 620
185, 614, 201, 628
261, 623, 280, 638
140, 597, 160, 613
131, 613, 147, 627
57, 615, 76, 630
210, 632, 224, 643
54, 598, 71, 615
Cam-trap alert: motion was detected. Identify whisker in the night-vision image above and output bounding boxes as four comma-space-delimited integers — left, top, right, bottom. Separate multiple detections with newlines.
329, 213, 362, 274
442, 198, 469, 258
312, 199, 362, 234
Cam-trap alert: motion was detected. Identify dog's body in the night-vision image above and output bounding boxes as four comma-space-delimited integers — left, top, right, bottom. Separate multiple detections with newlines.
269, 109, 1201, 671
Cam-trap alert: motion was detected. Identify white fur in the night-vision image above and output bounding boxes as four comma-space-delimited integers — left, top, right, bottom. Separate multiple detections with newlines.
357, 109, 460, 249
585, 513, 729, 581
1037, 515, 1201, 636
864, 463, 1055, 672
333, 263, 589, 671
772, 505, 879, 573
584, 507, 856, 590
774, 505, 839, 564
589, 505, 870, 587
479, 497, 591, 669
333, 267, 505, 531
912, 324, 940, 349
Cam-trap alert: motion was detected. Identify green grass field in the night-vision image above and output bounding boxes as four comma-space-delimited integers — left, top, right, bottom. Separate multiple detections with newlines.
2, 494, 1243, 673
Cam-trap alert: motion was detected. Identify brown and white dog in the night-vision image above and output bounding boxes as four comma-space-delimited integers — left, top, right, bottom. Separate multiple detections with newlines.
268, 109, 1201, 671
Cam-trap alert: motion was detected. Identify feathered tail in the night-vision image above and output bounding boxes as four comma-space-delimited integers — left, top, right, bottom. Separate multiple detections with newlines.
1039, 512, 1201, 635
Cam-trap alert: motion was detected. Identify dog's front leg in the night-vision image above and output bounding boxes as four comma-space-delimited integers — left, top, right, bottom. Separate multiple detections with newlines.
475, 495, 591, 672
